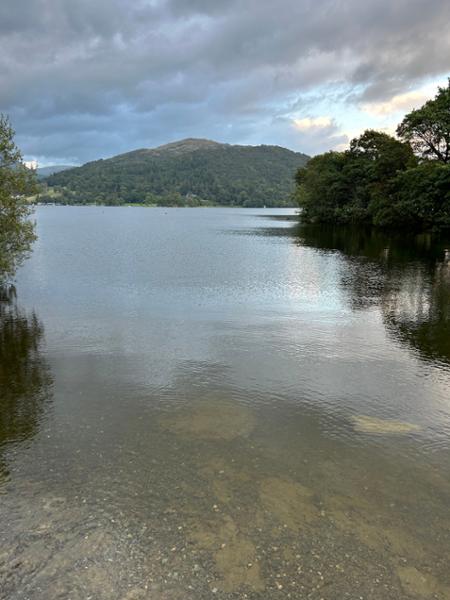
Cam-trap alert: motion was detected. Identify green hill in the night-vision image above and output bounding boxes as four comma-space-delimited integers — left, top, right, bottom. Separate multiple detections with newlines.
36, 165, 76, 179
42, 139, 309, 207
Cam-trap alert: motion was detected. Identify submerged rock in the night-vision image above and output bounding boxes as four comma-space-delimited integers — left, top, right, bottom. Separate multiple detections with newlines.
160, 401, 255, 441
351, 415, 421, 434
189, 514, 265, 592
397, 566, 450, 598
259, 477, 318, 531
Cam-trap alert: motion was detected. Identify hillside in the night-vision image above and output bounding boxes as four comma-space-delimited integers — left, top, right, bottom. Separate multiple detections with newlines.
42, 139, 309, 207
36, 165, 75, 178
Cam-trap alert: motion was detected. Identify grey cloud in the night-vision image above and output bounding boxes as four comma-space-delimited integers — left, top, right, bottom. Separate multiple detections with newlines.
1, 0, 449, 163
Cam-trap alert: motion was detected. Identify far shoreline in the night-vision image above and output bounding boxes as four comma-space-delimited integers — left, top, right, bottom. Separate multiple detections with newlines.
33, 203, 298, 209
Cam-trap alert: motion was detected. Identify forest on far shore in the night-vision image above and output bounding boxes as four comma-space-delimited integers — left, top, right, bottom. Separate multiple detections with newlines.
40, 140, 309, 208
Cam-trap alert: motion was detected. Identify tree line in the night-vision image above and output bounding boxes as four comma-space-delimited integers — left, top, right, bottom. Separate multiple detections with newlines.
295, 80, 450, 231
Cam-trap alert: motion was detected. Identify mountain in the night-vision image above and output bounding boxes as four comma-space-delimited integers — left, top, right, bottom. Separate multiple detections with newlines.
42, 139, 309, 207
36, 165, 76, 179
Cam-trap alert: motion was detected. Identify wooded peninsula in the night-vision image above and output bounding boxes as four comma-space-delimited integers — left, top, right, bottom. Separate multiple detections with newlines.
294, 80, 450, 231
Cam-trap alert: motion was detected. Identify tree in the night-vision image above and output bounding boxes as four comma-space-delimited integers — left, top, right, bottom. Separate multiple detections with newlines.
295, 131, 415, 225
0, 115, 37, 284
373, 162, 450, 230
295, 82, 450, 231
348, 129, 416, 179
295, 151, 349, 223
397, 79, 450, 163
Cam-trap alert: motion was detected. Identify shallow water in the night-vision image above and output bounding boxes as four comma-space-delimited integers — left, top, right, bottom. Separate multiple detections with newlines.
1, 207, 450, 599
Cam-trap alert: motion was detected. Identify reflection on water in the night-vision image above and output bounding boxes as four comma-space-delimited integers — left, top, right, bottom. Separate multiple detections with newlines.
274, 222, 450, 365
1, 208, 450, 599
0, 287, 52, 481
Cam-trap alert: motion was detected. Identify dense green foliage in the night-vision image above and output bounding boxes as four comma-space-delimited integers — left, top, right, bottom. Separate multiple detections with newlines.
42, 139, 309, 207
295, 82, 450, 231
397, 80, 450, 163
0, 115, 37, 284
295, 131, 418, 225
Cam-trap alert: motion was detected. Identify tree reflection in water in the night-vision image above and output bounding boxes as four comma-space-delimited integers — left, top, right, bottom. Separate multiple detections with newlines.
253, 219, 450, 364
0, 287, 52, 480
295, 224, 450, 365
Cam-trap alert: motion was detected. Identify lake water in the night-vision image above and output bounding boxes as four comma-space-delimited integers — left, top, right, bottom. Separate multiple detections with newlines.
1, 207, 450, 599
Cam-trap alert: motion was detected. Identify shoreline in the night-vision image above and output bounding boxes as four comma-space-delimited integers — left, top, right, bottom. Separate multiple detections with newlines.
34, 203, 298, 209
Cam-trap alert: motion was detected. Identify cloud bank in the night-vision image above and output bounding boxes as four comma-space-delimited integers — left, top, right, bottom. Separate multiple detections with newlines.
1, 0, 449, 164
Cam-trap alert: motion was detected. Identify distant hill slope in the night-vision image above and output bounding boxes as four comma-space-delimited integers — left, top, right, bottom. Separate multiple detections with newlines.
36, 165, 75, 179
43, 139, 309, 207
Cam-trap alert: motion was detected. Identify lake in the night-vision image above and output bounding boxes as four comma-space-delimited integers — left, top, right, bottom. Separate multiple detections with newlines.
1, 206, 450, 599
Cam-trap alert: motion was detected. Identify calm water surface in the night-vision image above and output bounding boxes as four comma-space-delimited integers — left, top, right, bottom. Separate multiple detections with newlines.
1, 207, 450, 599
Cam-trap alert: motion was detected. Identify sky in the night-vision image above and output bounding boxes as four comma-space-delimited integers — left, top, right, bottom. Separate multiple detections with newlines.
1, 0, 450, 166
